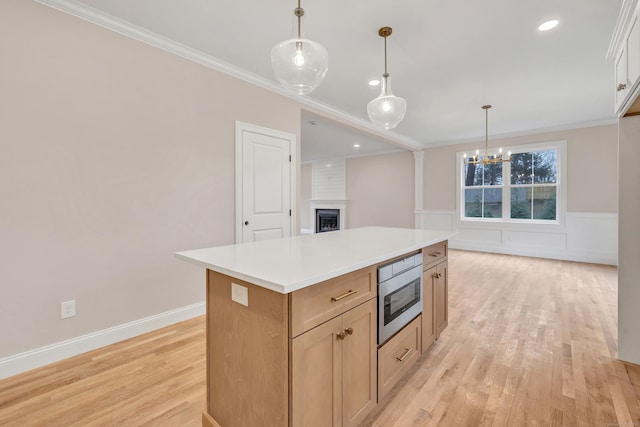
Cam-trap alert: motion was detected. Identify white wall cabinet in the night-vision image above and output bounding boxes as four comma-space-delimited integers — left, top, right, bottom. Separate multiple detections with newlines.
610, 0, 640, 115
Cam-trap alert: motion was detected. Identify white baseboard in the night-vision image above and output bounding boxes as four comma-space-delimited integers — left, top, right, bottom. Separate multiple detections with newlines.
0, 301, 205, 381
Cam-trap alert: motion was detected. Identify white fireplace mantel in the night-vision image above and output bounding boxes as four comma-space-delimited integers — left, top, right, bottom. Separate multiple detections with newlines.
310, 200, 347, 233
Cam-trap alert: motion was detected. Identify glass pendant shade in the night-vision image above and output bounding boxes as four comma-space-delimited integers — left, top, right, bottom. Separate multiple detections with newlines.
271, 9, 328, 95
367, 75, 407, 130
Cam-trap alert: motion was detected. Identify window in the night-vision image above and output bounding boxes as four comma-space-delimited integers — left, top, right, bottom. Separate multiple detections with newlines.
459, 141, 564, 224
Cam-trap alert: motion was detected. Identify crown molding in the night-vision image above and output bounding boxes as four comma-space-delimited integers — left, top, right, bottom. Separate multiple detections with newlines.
607, 0, 638, 59
423, 117, 619, 148
34, 0, 424, 152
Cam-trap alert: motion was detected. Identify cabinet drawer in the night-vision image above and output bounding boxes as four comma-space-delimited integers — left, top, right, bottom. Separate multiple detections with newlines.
289, 266, 376, 337
377, 315, 421, 401
422, 241, 448, 270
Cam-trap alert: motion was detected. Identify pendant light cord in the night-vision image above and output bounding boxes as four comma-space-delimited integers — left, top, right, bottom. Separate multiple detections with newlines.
297, 0, 302, 39
384, 36, 388, 75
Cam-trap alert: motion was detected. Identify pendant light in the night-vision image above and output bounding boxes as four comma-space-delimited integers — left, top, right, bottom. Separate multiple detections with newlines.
271, 0, 328, 95
367, 27, 407, 130
463, 105, 511, 165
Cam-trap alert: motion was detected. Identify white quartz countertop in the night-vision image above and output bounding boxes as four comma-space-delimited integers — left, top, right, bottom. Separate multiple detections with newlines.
176, 226, 455, 294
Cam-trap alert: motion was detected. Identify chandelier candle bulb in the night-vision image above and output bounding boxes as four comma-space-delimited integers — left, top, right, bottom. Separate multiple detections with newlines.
464, 105, 512, 166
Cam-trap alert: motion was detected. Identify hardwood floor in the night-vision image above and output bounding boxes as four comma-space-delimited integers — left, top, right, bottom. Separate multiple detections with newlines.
364, 250, 638, 426
1, 250, 638, 426
0, 317, 206, 426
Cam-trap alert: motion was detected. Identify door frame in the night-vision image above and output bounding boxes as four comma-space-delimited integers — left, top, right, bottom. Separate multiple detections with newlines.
235, 121, 297, 243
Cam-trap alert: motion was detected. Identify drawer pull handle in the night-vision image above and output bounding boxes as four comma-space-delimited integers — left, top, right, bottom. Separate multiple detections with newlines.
337, 331, 346, 340
618, 83, 627, 92
345, 327, 354, 335
396, 348, 412, 362
429, 252, 441, 257
331, 290, 358, 302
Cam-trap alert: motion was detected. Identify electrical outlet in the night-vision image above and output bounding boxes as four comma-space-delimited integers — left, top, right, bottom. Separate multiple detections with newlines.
231, 283, 248, 306
61, 300, 76, 319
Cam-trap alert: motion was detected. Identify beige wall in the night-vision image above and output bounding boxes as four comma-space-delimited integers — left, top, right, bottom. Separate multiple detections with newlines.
424, 124, 619, 213
0, 1, 301, 358
618, 116, 640, 364
346, 152, 415, 228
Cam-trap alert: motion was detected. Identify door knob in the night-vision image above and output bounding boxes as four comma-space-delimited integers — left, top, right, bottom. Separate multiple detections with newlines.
244, 221, 249, 226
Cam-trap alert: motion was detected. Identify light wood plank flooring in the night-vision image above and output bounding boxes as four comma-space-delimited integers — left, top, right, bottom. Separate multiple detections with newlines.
0, 317, 206, 426
1, 250, 638, 426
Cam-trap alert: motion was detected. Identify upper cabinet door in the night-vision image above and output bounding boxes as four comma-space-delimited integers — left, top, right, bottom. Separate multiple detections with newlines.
627, 14, 640, 87
616, 47, 629, 112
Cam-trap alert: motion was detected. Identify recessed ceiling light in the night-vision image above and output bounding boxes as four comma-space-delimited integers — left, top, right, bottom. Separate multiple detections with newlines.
368, 79, 380, 86
353, 144, 361, 148
538, 19, 559, 31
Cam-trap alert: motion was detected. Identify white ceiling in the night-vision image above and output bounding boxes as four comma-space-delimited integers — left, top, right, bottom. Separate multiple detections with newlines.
61, 0, 622, 160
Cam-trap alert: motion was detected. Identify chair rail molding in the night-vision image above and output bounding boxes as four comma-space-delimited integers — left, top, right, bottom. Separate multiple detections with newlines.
416, 210, 618, 265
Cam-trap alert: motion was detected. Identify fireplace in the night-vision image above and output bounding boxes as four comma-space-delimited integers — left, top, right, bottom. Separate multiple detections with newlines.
315, 209, 340, 233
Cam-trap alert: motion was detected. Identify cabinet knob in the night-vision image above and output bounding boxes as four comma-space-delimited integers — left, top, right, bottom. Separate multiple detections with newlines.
244, 221, 249, 226
345, 327, 353, 335
617, 83, 627, 92
336, 331, 346, 340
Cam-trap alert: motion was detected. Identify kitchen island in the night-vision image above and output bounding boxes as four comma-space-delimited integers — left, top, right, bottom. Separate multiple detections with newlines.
176, 226, 455, 427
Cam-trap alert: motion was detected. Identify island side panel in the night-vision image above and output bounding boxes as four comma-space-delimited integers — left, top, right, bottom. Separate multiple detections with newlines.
206, 270, 289, 426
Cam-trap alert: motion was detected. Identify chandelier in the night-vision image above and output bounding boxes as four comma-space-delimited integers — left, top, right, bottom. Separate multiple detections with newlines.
270, 0, 328, 95
464, 105, 511, 165
367, 27, 407, 130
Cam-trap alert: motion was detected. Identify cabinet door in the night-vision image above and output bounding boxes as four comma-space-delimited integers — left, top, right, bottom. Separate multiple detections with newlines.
291, 315, 343, 427
627, 13, 640, 90
342, 298, 377, 427
435, 261, 448, 338
616, 46, 629, 111
422, 265, 437, 353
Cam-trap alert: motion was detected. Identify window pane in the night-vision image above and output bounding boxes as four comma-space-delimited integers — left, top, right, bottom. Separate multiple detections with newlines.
465, 189, 483, 217
484, 162, 503, 186
511, 153, 533, 185
510, 187, 532, 219
484, 188, 502, 218
464, 162, 483, 186
533, 150, 557, 184
532, 187, 557, 220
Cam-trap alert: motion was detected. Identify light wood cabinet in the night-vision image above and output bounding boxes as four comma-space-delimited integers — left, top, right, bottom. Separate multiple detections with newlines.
201, 240, 449, 426
422, 265, 436, 351
290, 266, 376, 337
291, 298, 377, 427
377, 315, 421, 401
435, 261, 448, 338
422, 244, 448, 353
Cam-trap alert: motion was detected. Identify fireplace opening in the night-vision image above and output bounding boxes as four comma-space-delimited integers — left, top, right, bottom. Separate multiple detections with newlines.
315, 209, 340, 233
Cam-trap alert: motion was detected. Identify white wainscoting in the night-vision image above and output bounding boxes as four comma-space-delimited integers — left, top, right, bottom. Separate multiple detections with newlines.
0, 302, 205, 380
416, 211, 618, 265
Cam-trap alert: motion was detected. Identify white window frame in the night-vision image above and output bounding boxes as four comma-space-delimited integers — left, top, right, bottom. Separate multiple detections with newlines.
456, 140, 567, 227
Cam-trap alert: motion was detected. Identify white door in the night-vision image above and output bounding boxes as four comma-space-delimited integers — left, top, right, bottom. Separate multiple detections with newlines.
236, 122, 295, 243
